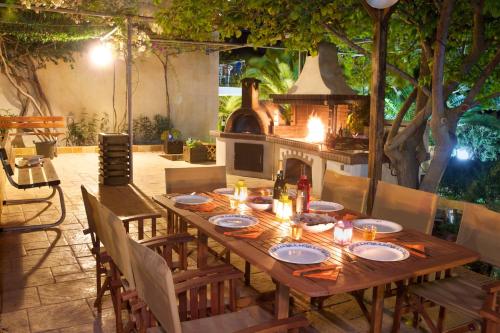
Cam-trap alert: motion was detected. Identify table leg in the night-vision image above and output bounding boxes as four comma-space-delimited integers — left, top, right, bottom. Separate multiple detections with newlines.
197, 229, 208, 269
274, 282, 290, 319
370, 284, 385, 333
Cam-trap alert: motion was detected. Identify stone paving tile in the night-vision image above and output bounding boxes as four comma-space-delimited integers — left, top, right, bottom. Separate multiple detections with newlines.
1, 268, 54, 289
27, 300, 94, 332
37, 278, 96, 305
50, 264, 81, 277
70, 245, 92, 258
76, 256, 96, 271
0, 309, 30, 333
1, 287, 41, 312
54, 271, 95, 284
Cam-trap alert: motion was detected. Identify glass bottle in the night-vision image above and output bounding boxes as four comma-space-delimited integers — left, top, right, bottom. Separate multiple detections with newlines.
272, 171, 283, 213
296, 165, 310, 214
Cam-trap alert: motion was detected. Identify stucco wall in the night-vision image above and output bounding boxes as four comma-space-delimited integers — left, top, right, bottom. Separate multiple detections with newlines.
0, 44, 218, 142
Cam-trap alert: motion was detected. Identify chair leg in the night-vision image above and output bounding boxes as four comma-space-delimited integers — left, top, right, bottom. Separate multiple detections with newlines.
244, 261, 251, 286
0, 185, 66, 232
436, 306, 446, 332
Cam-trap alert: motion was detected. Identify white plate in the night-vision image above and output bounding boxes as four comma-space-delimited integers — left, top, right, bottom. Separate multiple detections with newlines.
347, 241, 409, 262
172, 195, 213, 205
268, 243, 330, 264
293, 213, 336, 233
213, 187, 234, 196
208, 214, 258, 228
353, 219, 403, 234
309, 201, 344, 213
246, 196, 273, 211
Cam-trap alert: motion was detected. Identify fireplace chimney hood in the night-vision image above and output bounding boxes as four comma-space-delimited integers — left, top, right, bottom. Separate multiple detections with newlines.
272, 42, 368, 105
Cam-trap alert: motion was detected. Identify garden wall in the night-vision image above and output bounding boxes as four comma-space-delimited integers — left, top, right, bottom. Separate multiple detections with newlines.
0, 44, 218, 144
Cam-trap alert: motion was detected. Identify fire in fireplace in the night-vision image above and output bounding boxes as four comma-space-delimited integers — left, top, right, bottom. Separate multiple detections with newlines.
305, 114, 326, 143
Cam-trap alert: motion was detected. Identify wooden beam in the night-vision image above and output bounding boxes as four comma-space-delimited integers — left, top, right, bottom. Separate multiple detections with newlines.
126, 17, 133, 183
367, 9, 392, 214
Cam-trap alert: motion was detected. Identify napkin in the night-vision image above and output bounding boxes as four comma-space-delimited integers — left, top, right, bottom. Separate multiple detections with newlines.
223, 230, 263, 239
292, 265, 340, 281
386, 239, 427, 258
305, 269, 341, 281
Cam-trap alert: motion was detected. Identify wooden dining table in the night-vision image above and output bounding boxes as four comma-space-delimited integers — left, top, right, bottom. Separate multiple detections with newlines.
153, 191, 479, 333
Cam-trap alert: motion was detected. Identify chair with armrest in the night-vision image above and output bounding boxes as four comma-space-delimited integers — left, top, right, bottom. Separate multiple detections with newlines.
83, 187, 194, 331
372, 181, 438, 234
128, 237, 309, 333
321, 170, 370, 213
392, 203, 500, 333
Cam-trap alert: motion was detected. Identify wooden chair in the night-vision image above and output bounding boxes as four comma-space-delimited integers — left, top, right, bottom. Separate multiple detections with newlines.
127, 237, 309, 333
82, 187, 194, 331
0, 147, 66, 232
392, 203, 500, 333
165, 166, 227, 194
321, 170, 370, 213
372, 181, 438, 234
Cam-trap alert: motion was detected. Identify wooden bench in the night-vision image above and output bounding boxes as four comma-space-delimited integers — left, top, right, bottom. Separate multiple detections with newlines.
0, 116, 65, 139
0, 147, 66, 232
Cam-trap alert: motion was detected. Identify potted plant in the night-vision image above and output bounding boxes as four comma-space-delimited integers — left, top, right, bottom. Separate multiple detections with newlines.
162, 129, 183, 154
34, 133, 58, 159
183, 138, 207, 163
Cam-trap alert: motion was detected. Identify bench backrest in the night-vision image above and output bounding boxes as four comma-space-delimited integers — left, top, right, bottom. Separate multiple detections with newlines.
0, 116, 65, 129
165, 166, 227, 194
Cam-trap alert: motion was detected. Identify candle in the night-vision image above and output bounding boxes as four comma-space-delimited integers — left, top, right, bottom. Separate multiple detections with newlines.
234, 180, 248, 202
333, 220, 353, 246
276, 194, 293, 222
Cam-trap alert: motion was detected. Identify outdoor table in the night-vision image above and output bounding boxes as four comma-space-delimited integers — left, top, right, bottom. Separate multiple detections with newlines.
153, 192, 479, 333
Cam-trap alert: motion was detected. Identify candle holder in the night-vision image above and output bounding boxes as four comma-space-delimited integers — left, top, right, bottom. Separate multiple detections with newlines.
333, 220, 353, 246
276, 194, 293, 222
233, 180, 248, 203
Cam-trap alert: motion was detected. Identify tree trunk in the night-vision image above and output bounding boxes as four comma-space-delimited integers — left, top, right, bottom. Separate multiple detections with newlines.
419, 0, 455, 193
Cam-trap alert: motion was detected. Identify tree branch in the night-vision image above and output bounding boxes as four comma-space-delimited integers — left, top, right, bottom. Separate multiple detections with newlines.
455, 49, 500, 112
386, 87, 418, 145
444, 0, 486, 96
0, 38, 44, 116
386, 101, 431, 149
322, 23, 430, 96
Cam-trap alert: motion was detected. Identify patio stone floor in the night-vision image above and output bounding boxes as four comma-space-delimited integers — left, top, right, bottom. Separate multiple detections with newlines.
0, 152, 477, 332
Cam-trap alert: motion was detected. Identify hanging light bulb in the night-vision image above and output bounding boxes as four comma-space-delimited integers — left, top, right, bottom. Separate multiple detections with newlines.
366, 0, 398, 9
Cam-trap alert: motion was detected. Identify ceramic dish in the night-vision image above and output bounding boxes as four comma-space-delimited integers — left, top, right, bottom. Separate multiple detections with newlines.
213, 187, 234, 196
293, 213, 336, 233
245, 196, 273, 211
309, 201, 344, 213
352, 219, 403, 233
268, 243, 330, 264
172, 195, 213, 205
347, 241, 409, 262
208, 214, 259, 228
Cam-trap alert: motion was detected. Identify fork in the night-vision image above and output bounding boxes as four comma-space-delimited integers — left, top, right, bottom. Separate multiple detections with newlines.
342, 252, 375, 271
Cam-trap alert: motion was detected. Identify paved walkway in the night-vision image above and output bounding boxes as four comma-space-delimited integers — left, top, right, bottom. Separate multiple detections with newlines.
0, 153, 470, 332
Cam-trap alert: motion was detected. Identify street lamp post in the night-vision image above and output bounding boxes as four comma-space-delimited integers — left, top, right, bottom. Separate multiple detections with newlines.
364, 0, 398, 214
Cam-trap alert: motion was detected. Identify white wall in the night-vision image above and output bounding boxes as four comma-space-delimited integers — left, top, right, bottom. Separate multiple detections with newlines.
0, 43, 219, 142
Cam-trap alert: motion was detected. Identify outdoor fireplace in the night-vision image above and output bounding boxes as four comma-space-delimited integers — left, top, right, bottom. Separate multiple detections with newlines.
211, 42, 392, 196
225, 78, 274, 135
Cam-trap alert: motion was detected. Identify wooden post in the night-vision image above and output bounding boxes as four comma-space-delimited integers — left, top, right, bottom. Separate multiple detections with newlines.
126, 17, 134, 182
366, 8, 392, 213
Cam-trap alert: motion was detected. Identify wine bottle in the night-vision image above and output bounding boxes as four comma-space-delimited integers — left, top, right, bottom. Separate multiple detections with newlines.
296, 165, 310, 214
272, 171, 283, 213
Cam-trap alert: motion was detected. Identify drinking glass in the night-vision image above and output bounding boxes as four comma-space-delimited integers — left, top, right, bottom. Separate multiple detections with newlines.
362, 225, 377, 241
290, 223, 303, 241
